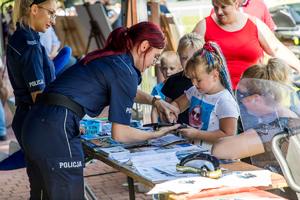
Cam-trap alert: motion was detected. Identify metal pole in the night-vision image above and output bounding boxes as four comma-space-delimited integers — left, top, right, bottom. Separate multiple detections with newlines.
127, 176, 135, 200
121, 0, 127, 27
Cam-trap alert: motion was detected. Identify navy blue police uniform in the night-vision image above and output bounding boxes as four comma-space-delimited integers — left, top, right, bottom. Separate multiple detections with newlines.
6, 22, 56, 199
6, 22, 55, 145
21, 52, 141, 199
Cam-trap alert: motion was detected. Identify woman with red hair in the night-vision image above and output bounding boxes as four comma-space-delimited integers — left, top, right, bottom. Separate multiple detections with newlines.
20, 21, 180, 199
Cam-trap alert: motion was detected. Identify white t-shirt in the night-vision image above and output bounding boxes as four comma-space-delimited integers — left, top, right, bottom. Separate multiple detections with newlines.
186, 86, 240, 150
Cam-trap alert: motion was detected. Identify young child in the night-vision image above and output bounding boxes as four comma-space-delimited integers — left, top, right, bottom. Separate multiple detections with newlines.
172, 42, 239, 150
151, 51, 182, 123
161, 33, 204, 124
211, 58, 298, 172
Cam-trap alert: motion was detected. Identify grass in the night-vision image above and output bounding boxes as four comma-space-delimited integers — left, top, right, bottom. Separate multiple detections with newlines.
180, 15, 200, 34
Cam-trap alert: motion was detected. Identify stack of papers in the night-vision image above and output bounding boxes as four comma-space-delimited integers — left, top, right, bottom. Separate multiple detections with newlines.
99, 146, 130, 160
219, 170, 272, 187
81, 136, 148, 152
148, 134, 186, 146
131, 152, 198, 182
147, 170, 272, 194
131, 152, 179, 168
148, 176, 221, 194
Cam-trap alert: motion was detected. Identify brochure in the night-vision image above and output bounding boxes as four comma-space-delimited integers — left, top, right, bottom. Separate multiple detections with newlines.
147, 176, 222, 194
155, 143, 199, 153
148, 134, 186, 146
99, 146, 130, 160
129, 146, 160, 153
80, 134, 101, 141
82, 136, 119, 148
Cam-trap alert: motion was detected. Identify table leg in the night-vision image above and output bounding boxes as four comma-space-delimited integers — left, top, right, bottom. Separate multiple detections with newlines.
84, 181, 98, 200
127, 176, 136, 200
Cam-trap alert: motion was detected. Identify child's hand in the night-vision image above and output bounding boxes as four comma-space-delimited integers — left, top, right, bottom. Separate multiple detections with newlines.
177, 125, 198, 139
154, 124, 181, 138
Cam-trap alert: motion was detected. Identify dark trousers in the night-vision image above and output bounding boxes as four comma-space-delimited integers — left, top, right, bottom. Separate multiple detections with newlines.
21, 104, 84, 200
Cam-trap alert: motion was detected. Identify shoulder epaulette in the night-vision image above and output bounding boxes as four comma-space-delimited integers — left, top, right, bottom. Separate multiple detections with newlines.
24, 34, 38, 49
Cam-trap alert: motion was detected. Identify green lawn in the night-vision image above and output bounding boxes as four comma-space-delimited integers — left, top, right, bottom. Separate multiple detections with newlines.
181, 15, 200, 34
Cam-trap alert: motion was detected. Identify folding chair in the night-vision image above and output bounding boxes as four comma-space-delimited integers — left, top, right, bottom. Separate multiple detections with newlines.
272, 129, 300, 199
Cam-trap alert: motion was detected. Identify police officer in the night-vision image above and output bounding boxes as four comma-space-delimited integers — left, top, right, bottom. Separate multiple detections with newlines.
21, 21, 180, 199
6, 0, 57, 198
6, 0, 57, 145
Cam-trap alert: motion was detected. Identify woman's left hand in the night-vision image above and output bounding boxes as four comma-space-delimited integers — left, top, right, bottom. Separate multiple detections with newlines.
154, 100, 180, 123
177, 125, 198, 139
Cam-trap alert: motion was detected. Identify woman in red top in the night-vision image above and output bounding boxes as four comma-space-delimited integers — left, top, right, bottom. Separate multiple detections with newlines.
193, 0, 300, 89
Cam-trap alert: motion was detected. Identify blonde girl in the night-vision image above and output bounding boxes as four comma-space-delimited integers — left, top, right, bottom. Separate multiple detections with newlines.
172, 42, 239, 150
177, 32, 204, 70
161, 32, 204, 124
242, 57, 291, 85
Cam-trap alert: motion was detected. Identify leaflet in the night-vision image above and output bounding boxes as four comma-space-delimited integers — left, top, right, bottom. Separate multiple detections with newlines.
131, 152, 179, 167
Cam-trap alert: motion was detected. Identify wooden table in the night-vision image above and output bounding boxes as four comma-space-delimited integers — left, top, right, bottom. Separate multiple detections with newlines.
83, 147, 288, 200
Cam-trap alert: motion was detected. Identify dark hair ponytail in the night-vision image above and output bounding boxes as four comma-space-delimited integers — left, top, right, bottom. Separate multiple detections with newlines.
82, 21, 166, 65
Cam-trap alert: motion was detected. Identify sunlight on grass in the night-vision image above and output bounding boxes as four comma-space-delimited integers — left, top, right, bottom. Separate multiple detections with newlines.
181, 15, 200, 34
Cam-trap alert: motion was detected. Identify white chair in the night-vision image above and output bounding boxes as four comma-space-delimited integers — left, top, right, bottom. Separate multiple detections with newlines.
272, 130, 300, 199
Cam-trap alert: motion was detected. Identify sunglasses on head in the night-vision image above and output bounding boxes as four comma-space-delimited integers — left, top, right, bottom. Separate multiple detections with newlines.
235, 90, 256, 101
238, 92, 256, 99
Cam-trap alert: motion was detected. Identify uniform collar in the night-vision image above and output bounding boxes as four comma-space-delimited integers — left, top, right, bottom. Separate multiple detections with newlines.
16, 22, 40, 41
118, 51, 142, 85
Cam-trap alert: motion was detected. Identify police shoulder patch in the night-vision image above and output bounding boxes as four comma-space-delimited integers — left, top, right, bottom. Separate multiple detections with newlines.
24, 35, 38, 49
26, 40, 38, 49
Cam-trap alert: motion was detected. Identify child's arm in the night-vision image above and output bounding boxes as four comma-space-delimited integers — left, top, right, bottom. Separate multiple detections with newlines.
151, 107, 159, 123
171, 94, 190, 114
178, 117, 237, 143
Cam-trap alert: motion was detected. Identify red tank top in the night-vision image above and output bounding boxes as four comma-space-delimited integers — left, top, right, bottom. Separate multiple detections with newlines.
205, 15, 263, 89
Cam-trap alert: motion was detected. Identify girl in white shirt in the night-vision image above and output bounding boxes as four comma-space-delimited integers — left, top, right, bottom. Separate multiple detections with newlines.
171, 42, 239, 150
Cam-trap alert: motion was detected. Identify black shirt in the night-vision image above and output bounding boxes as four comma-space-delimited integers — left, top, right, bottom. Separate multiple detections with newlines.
161, 71, 193, 124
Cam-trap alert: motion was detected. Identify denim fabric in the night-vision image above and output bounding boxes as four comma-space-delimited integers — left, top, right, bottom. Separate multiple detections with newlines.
0, 101, 6, 136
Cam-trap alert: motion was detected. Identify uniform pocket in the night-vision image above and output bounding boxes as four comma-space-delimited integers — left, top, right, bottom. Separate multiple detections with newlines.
45, 156, 85, 200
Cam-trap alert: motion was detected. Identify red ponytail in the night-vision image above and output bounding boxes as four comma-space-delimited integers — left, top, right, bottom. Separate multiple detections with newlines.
82, 21, 166, 65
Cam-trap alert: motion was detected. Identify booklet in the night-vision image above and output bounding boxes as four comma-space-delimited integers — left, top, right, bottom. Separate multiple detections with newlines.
129, 146, 160, 153
80, 134, 102, 141
148, 134, 186, 147
155, 143, 199, 153
147, 176, 222, 194
82, 136, 119, 149
99, 146, 130, 160
82, 136, 148, 152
